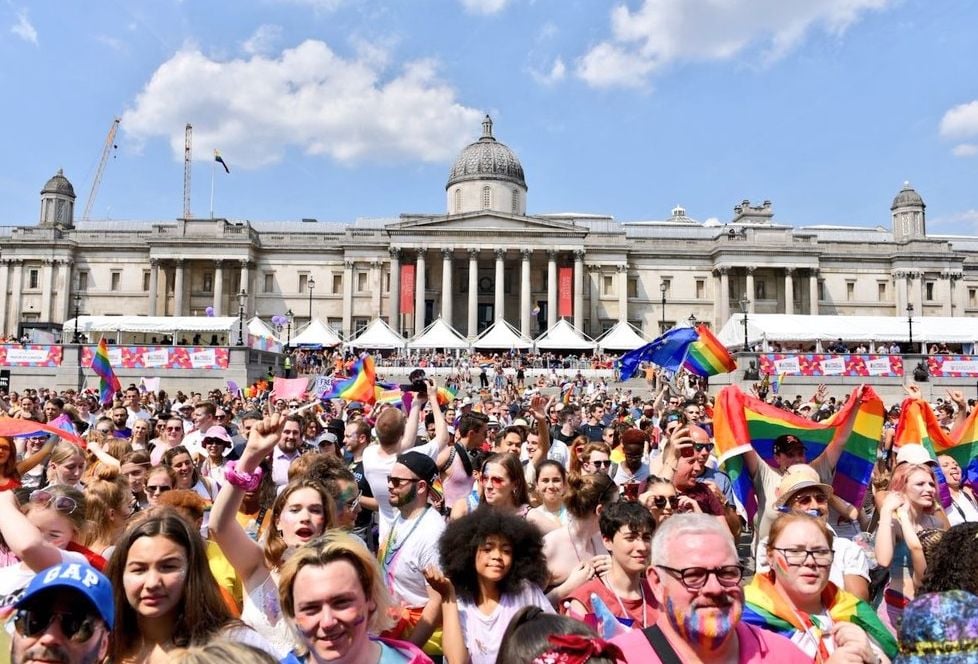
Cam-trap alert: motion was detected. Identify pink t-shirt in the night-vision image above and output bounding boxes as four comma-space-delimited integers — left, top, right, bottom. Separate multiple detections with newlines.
610, 620, 806, 662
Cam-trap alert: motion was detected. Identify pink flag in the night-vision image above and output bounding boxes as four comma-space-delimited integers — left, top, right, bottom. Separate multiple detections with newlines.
270, 377, 310, 401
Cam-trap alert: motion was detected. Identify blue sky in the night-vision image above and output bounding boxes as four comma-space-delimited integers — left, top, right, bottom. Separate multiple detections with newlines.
2, 0, 978, 233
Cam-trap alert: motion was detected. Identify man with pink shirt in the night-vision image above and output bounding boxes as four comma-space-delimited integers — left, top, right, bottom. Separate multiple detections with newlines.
611, 513, 805, 662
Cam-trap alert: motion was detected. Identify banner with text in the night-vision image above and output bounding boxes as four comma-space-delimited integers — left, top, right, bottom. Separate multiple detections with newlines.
927, 355, 978, 377
760, 353, 904, 377
0, 345, 63, 367
81, 346, 230, 369
558, 266, 573, 318
400, 264, 416, 314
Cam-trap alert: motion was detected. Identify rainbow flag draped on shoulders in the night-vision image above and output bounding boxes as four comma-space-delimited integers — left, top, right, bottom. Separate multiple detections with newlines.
713, 385, 884, 521
742, 573, 898, 659
91, 338, 121, 406
320, 354, 377, 404
684, 323, 737, 377
893, 397, 978, 497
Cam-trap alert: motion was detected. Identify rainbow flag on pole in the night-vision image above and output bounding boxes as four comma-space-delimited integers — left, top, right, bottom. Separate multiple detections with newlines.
684, 324, 737, 377
320, 355, 377, 404
894, 397, 978, 497
713, 385, 884, 521
91, 338, 121, 406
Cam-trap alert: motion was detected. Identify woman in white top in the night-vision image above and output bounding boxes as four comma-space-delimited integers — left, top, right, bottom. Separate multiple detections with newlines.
938, 454, 978, 525
162, 445, 217, 502
525, 460, 568, 535
209, 413, 336, 658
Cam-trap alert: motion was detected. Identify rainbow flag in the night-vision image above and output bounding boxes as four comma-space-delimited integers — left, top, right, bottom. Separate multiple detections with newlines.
713, 385, 884, 521
91, 338, 121, 406
684, 324, 737, 377
894, 397, 978, 497
214, 149, 230, 173
743, 573, 897, 659
320, 355, 377, 404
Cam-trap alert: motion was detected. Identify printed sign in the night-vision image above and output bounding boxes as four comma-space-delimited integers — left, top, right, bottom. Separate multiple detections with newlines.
400, 264, 416, 314
558, 266, 573, 318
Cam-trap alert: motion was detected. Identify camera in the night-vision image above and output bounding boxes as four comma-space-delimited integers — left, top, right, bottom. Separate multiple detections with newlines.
400, 369, 428, 395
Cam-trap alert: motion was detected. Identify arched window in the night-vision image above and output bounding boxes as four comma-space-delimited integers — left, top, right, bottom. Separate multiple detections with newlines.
511, 189, 520, 214
454, 188, 461, 213
482, 186, 491, 210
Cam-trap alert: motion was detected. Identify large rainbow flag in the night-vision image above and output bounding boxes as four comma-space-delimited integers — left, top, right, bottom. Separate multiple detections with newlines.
713, 385, 884, 520
894, 397, 978, 494
91, 338, 121, 406
320, 355, 377, 404
684, 324, 737, 377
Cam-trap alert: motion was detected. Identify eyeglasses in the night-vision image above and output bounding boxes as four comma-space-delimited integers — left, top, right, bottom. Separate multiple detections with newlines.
656, 564, 744, 590
693, 443, 714, 453
342, 491, 362, 511
772, 547, 834, 567
589, 460, 612, 469
164, 426, 183, 432
203, 439, 226, 446
14, 609, 99, 642
481, 473, 506, 487
650, 495, 681, 509
95, 428, 113, 435
146, 484, 172, 494
387, 476, 420, 488
29, 490, 78, 515
790, 493, 829, 507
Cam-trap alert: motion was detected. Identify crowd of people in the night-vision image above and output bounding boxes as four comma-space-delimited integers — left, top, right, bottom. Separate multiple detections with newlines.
0, 366, 976, 664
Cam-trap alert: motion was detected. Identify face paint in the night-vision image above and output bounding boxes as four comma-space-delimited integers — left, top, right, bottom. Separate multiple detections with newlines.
773, 553, 792, 575
665, 596, 739, 652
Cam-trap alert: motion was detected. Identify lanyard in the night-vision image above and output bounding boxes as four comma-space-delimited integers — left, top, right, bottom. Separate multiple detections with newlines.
381, 507, 430, 585
604, 577, 648, 628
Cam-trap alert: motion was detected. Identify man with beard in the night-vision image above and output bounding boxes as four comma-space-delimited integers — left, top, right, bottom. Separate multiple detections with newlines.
611, 513, 804, 661
380, 451, 446, 650
9, 561, 113, 664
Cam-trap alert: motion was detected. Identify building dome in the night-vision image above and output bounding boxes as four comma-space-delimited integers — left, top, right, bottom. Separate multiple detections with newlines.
890, 181, 924, 210
41, 169, 76, 198
446, 116, 526, 190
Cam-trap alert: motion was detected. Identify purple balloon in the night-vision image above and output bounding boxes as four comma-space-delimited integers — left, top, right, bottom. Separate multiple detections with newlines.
205, 306, 215, 317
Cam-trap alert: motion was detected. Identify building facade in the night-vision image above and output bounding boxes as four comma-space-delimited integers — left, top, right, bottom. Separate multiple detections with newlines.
2, 117, 976, 342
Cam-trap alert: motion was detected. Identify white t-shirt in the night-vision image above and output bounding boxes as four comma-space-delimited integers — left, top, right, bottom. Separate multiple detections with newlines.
0, 550, 88, 613
459, 582, 554, 664
363, 440, 440, 537
382, 506, 445, 607
948, 491, 978, 526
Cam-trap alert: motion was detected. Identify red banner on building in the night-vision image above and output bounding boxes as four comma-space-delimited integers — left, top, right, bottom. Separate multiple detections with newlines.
400, 264, 416, 314
558, 267, 573, 317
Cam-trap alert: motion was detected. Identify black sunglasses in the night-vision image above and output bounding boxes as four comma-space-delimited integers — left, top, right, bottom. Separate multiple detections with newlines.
589, 460, 612, 468
14, 609, 99, 642
651, 495, 681, 509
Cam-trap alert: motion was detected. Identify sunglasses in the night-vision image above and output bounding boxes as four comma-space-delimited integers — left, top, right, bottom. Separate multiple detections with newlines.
30, 490, 78, 515
693, 443, 714, 453
481, 473, 506, 487
651, 495, 681, 509
589, 460, 612, 468
165, 426, 183, 432
387, 476, 420, 488
146, 484, 172, 494
14, 609, 99, 642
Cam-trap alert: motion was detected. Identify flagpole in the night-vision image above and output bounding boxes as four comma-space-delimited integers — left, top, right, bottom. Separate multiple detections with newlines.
210, 157, 216, 219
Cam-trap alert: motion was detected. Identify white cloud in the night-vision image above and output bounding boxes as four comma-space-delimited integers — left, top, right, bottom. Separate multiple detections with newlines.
459, 0, 510, 15
952, 143, 978, 158
529, 56, 566, 86
10, 9, 37, 45
940, 101, 978, 139
241, 24, 282, 56
273, 0, 345, 11
576, 0, 892, 88
121, 40, 483, 169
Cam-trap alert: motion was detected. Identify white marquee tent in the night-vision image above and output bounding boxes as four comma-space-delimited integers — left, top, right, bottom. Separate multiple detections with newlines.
716, 313, 978, 349
62, 315, 244, 344
346, 318, 405, 349
534, 319, 596, 351
407, 318, 470, 350
247, 316, 280, 341
472, 319, 533, 350
595, 321, 648, 353
289, 319, 343, 348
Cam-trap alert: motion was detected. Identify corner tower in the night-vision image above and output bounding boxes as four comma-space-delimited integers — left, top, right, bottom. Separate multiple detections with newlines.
891, 181, 925, 242
39, 169, 76, 228
446, 115, 527, 216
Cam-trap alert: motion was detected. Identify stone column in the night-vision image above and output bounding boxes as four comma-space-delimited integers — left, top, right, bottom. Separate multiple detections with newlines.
745, 267, 756, 313
239, 260, 251, 314
809, 269, 820, 315
718, 267, 730, 324
573, 249, 585, 331
370, 261, 382, 320
893, 271, 908, 314
441, 248, 453, 326
388, 248, 401, 332
784, 267, 794, 315
494, 248, 505, 322
414, 250, 426, 335
953, 273, 967, 316
148, 259, 160, 316
0, 261, 9, 336
588, 265, 600, 333
468, 249, 479, 337
174, 260, 185, 316
547, 250, 557, 330
54, 261, 71, 324
213, 260, 224, 316
40, 260, 54, 322
910, 271, 923, 313
9, 260, 23, 332
617, 264, 628, 323
520, 249, 532, 337
942, 272, 954, 316
342, 260, 354, 338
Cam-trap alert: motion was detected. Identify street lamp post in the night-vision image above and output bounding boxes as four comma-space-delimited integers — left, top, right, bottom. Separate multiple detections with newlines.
906, 303, 914, 352
286, 309, 294, 346
308, 277, 316, 323
659, 282, 667, 332
740, 295, 751, 351
71, 290, 82, 343
237, 289, 247, 346
688, 313, 697, 328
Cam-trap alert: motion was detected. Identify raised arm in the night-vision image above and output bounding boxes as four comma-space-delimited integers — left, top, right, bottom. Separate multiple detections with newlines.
0, 490, 63, 571
528, 395, 551, 467
209, 413, 284, 584
398, 393, 425, 453
427, 378, 449, 451
16, 434, 57, 476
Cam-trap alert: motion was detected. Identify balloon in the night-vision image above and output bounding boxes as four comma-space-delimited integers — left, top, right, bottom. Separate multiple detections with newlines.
205, 306, 215, 317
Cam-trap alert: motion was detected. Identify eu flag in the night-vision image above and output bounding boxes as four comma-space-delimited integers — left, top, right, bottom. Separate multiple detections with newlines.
617, 327, 699, 381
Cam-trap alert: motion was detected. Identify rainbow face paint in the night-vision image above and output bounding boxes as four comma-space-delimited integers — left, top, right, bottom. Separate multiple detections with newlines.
664, 596, 740, 651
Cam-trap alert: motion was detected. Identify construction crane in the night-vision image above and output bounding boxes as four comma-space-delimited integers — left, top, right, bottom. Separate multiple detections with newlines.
183, 123, 192, 219
81, 117, 120, 221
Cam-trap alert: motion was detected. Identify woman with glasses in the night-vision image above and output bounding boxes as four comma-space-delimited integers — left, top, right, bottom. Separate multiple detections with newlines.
0, 484, 92, 598
0, 434, 55, 492
452, 453, 531, 519
526, 460, 568, 535
639, 477, 684, 524
743, 513, 897, 663
145, 466, 177, 507
83, 465, 132, 558
425, 507, 552, 664
304, 454, 364, 533
580, 442, 614, 477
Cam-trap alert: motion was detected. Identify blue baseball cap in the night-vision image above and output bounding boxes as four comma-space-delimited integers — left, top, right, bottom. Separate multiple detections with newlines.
15, 562, 114, 629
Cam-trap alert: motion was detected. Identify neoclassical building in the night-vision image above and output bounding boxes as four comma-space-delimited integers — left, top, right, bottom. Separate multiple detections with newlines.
1, 116, 975, 342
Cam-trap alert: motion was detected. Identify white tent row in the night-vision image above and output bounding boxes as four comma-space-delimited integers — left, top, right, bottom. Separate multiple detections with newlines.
346, 318, 406, 349
534, 318, 596, 351
408, 318, 470, 350
716, 313, 978, 349
595, 320, 648, 353
289, 319, 343, 347
473, 319, 533, 350
62, 315, 245, 344
247, 316, 279, 340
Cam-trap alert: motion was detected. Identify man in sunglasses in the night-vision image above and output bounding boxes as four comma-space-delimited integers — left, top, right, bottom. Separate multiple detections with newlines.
611, 513, 804, 661
10, 561, 113, 664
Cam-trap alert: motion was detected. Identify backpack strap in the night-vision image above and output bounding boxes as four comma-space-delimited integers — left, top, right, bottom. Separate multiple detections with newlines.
642, 624, 684, 664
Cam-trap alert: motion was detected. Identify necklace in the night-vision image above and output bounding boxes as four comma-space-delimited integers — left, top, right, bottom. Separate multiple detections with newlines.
381, 506, 429, 569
